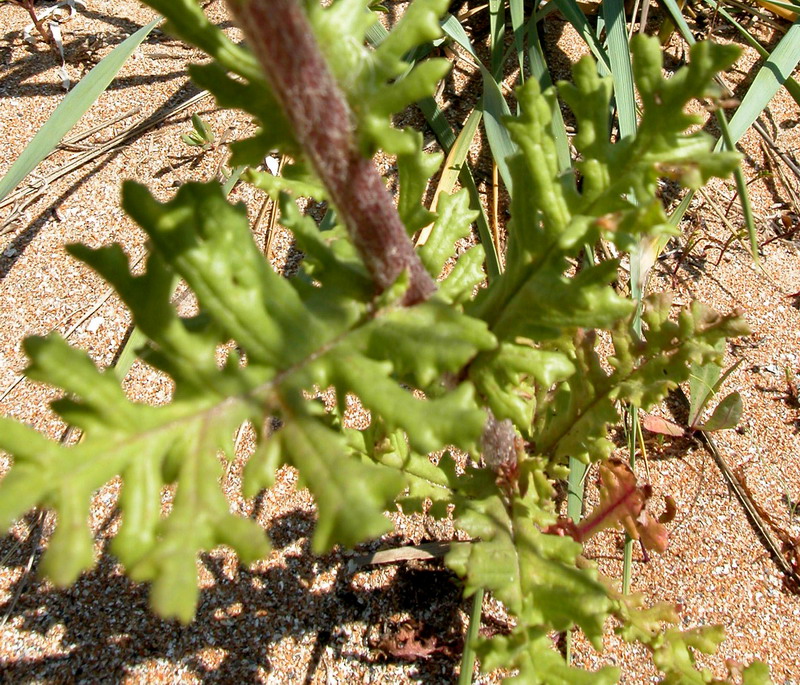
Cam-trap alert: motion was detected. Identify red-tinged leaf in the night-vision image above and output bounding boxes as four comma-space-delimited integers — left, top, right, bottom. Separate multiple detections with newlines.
579, 459, 647, 540
641, 413, 685, 437
637, 509, 668, 553
544, 459, 669, 553
695, 391, 742, 432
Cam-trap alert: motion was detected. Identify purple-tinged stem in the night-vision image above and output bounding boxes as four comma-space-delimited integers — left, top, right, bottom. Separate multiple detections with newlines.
226, 0, 436, 305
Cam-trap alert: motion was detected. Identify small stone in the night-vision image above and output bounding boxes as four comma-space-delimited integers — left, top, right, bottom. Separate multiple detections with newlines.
86, 316, 104, 333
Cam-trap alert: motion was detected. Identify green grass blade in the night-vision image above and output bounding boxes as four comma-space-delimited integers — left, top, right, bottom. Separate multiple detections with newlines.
113, 327, 149, 382
440, 16, 519, 195
417, 98, 500, 281
703, 0, 800, 107
722, 18, 800, 145
599, 0, 641, 597
510, 0, 527, 80
458, 586, 484, 684
553, 0, 611, 73
489, 0, 506, 77
716, 111, 759, 259
567, 457, 588, 523
368, 15, 500, 277
660, 0, 758, 261
481, 74, 518, 196
658, 0, 695, 43
418, 96, 456, 150
422, 108, 501, 279
440, 14, 479, 59
602, 0, 637, 139
750, 0, 800, 15
0, 17, 161, 203
623, 410, 638, 594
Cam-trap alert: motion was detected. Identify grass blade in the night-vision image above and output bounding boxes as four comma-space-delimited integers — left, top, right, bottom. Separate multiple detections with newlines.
481, 74, 518, 196
598, 0, 642, 596
418, 107, 480, 211
0, 17, 161, 203
510, 0, 526, 79
440, 13, 480, 59
440, 16, 519, 195
367, 16, 500, 277
660, 0, 758, 261
489, 0, 506, 77
658, 0, 695, 42
722, 17, 800, 145
703, 0, 800, 107
458, 586, 484, 684
602, 0, 637, 139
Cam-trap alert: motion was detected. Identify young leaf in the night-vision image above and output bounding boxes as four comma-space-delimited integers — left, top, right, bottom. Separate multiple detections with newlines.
696, 391, 743, 432
641, 414, 686, 437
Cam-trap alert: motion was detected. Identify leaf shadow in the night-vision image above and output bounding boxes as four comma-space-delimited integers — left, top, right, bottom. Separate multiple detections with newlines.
0, 506, 473, 683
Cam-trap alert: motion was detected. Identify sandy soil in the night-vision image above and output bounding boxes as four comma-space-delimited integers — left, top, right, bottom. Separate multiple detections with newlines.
0, 0, 799, 682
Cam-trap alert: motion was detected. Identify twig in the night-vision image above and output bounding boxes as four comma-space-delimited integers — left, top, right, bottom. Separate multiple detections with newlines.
759, 139, 800, 213
753, 119, 800, 182
57, 107, 141, 152
0, 190, 45, 235
0, 254, 143, 402
262, 156, 285, 260
674, 387, 800, 592
734, 466, 800, 582
0, 90, 212, 213
347, 541, 453, 571
0, 510, 46, 629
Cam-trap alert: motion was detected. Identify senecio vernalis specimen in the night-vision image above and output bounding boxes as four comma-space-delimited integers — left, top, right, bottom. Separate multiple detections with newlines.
0, 0, 769, 682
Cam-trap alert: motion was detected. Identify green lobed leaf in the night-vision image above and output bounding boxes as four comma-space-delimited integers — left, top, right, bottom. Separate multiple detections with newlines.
278, 412, 403, 552
418, 189, 478, 278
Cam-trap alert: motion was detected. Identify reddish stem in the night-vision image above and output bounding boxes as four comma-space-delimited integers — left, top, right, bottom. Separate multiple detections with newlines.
13, 0, 58, 53
226, 0, 436, 305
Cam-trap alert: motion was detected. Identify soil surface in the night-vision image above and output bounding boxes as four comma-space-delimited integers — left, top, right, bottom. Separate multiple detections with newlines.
1, 1, 799, 683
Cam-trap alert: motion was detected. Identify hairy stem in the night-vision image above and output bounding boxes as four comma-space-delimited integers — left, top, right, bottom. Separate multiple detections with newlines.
226, 0, 436, 305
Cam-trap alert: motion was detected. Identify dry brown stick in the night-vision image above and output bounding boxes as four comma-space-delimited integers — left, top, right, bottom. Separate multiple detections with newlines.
0, 190, 45, 235
760, 139, 800, 211
226, 0, 436, 305
674, 386, 800, 591
0, 510, 46, 629
0, 253, 144, 403
753, 120, 800, 182
0, 90, 212, 212
734, 467, 799, 552
347, 541, 453, 571
57, 107, 141, 152
262, 155, 286, 260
